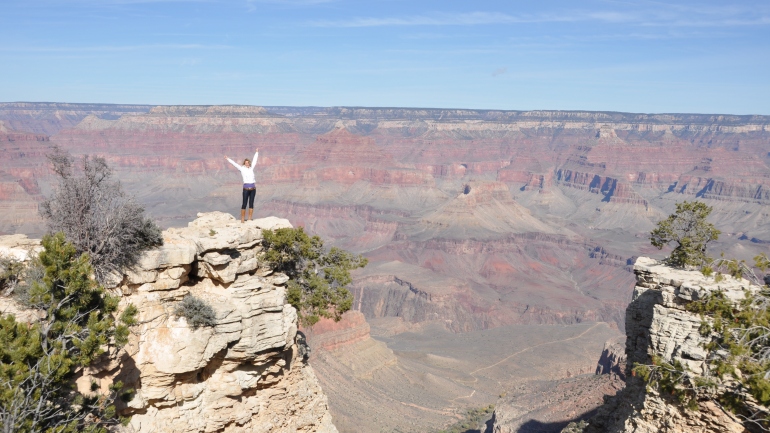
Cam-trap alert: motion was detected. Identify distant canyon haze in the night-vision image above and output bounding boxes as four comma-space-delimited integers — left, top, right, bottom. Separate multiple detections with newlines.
1, 102, 769, 432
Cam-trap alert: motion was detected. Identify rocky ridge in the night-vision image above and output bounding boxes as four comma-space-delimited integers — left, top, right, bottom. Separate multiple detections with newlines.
579, 257, 756, 433
0, 212, 339, 433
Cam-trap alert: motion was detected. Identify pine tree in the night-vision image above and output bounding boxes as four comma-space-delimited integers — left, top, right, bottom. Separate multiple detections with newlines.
0, 233, 136, 433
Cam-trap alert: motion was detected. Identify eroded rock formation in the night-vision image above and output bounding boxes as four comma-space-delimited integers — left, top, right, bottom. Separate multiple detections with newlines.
491, 257, 763, 433
1, 212, 339, 433
580, 257, 755, 433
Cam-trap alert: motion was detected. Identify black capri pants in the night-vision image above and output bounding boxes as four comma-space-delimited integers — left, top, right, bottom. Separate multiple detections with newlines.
242, 188, 256, 209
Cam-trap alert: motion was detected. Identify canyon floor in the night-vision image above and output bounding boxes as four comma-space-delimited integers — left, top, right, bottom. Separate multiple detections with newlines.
306, 313, 620, 432
1, 103, 769, 432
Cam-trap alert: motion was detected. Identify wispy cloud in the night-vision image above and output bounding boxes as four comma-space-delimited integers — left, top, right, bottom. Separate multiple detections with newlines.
248, 0, 336, 4
245, 0, 336, 12
0, 44, 232, 52
310, 11, 590, 28
309, 8, 770, 29
53, 0, 214, 4
640, 16, 770, 28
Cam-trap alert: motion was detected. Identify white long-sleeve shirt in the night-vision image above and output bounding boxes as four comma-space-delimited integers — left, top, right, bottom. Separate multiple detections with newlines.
227, 151, 259, 184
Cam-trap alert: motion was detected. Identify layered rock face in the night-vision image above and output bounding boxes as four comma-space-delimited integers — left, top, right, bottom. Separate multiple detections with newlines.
579, 258, 758, 433
490, 257, 762, 433
3, 105, 769, 333
72, 212, 338, 433
0, 121, 49, 235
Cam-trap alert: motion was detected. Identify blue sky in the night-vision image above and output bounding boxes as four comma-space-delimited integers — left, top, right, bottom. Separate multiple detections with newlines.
1, 0, 769, 114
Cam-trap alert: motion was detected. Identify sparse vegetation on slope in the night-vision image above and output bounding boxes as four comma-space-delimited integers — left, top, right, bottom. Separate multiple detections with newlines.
0, 256, 24, 295
433, 405, 495, 433
0, 233, 137, 433
262, 226, 367, 327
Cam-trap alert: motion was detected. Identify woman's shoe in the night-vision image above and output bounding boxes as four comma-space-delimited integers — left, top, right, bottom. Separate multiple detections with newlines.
248, 209, 254, 221
240, 209, 246, 223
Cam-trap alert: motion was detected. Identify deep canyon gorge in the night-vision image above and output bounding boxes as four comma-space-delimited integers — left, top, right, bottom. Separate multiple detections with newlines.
1, 102, 769, 432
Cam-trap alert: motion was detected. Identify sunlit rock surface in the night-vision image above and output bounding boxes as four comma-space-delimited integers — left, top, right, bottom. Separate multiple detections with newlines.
0, 212, 338, 433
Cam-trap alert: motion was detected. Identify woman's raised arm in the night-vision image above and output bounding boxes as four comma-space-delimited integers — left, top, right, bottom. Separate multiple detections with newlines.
225, 155, 241, 169
251, 149, 259, 170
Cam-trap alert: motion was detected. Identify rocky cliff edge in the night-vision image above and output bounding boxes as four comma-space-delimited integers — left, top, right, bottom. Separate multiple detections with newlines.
1, 212, 339, 433
583, 257, 760, 433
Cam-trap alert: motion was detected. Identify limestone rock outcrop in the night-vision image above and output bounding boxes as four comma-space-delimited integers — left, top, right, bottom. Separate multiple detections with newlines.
50, 212, 336, 433
579, 257, 758, 433
490, 257, 761, 433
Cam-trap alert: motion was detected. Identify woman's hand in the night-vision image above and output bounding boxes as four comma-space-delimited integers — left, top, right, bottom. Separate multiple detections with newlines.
224, 155, 228, 160
256, 148, 259, 152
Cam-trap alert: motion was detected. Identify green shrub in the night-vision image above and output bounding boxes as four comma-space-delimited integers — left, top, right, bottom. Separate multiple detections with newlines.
562, 420, 588, 433
650, 201, 720, 268
174, 295, 216, 330
0, 256, 24, 295
262, 227, 367, 327
0, 233, 136, 432
433, 405, 495, 433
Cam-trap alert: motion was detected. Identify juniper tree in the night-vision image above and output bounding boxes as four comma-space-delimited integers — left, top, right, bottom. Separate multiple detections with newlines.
650, 201, 720, 268
261, 227, 367, 327
39, 146, 163, 283
0, 233, 136, 433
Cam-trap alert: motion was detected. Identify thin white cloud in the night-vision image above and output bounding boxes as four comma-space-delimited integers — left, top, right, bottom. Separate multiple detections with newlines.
309, 8, 770, 29
311, 12, 586, 28
0, 44, 232, 52
248, 0, 335, 4
245, 0, 336, 12
56, 0, 214, 4
640, 16, 770, 28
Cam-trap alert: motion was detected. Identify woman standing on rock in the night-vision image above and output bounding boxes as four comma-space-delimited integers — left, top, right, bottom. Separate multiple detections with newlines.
225, 148, 259, 223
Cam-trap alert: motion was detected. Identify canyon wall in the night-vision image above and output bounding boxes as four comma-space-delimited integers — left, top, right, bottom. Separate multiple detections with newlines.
1, 103, 769, 431
0, 103, 770, 331
0, 102, 152, 135
3, 102, 770, 341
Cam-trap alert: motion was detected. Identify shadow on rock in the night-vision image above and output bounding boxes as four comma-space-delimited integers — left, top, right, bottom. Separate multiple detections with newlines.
516, 412, 594, 433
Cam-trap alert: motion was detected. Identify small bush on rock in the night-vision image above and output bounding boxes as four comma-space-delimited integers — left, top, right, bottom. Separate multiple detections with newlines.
561, 420, 588, 433
0, 256, 24, 296
39, 146, 163, 284
262, 227, 367, 327
174, 295, 216, 329
635, 261, 770, 428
